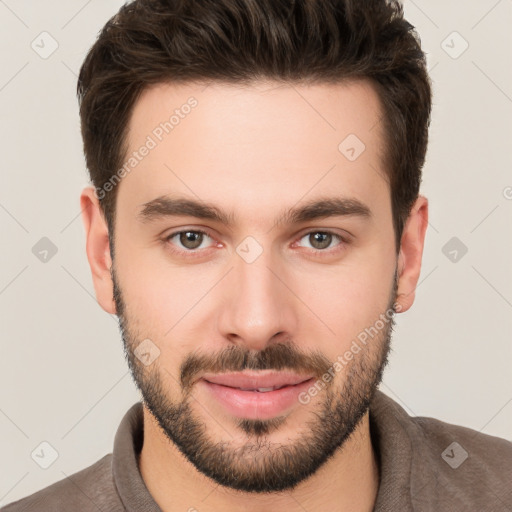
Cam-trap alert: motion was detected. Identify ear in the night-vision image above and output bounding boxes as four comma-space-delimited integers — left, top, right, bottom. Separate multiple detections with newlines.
80, 186, 116, 314
395, 195, 429, 313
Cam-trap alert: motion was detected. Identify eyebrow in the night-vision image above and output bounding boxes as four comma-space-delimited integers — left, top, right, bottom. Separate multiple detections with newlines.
137, 195, 372, 227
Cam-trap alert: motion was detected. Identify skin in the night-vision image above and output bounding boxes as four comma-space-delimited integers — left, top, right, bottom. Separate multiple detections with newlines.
81, 79, 428, 511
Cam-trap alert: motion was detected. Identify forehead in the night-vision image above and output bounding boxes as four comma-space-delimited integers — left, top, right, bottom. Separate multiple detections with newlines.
119, 79, 388, 223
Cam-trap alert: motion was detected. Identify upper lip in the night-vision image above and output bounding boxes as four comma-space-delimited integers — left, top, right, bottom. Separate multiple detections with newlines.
201, 371, 314, 390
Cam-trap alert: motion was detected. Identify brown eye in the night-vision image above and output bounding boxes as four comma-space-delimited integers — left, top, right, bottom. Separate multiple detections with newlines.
309, 232, 332, 250
299, 231, 343, 251
165, 230, 214, 252
179, 231, 204, 249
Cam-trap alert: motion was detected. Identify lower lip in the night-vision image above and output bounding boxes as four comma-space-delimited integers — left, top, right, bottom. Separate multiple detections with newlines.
200, 378, 315, 420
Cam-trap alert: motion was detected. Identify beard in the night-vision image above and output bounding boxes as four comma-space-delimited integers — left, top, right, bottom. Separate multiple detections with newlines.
112, 264, 398, 494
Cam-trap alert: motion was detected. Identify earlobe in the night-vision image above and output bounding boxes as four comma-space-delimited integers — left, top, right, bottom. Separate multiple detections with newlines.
395, 195, 429, 313
80, 186, 116, 315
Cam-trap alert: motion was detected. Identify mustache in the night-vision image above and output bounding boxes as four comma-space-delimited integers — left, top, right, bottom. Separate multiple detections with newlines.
180, 341, 333, 392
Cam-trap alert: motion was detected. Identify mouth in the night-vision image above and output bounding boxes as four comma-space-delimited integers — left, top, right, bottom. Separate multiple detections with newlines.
201, 370, 314, 390
198, 371, 315, 420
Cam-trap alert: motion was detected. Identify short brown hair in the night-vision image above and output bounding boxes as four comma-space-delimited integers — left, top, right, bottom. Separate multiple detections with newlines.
77, 0, 432, 253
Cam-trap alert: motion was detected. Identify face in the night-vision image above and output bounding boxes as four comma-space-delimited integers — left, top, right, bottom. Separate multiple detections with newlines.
107, 79, 402, 492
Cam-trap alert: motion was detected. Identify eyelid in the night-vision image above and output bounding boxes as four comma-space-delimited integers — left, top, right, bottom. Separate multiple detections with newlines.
295, 227, 351, 244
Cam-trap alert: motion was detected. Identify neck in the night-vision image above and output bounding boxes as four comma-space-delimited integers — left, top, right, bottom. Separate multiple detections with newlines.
139, 408, 379, 512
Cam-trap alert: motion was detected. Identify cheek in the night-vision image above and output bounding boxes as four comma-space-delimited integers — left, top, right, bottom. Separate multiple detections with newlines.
115, 240, 217, 337
292, 252, 395, 353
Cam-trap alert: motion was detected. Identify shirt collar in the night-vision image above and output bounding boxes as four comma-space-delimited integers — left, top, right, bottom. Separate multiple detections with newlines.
112, 402, 162, 512
112, 389, 414, 511
369, 389, 414, 510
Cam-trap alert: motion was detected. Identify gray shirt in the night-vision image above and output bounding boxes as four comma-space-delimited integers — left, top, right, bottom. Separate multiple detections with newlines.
2, 390, 511, 511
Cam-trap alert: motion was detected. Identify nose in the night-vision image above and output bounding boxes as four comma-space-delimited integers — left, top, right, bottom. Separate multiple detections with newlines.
216, 244, 298, 351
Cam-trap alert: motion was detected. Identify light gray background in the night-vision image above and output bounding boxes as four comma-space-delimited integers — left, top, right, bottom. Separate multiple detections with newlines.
1, 0, 511, 505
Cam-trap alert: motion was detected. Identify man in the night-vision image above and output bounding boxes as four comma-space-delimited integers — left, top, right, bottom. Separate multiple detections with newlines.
3, 0, 511, 511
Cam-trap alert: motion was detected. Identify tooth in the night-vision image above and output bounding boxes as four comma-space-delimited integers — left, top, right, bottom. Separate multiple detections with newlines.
237, 387, 276, 392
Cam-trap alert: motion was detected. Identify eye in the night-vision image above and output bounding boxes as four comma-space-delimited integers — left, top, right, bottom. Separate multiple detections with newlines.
163, 228, 348, 257
296, 230, 347, 252
165, 229, 216, 252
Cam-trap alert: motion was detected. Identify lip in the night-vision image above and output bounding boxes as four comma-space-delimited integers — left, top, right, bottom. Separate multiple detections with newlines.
201, 370, 314, 390
199, 372, 315, 420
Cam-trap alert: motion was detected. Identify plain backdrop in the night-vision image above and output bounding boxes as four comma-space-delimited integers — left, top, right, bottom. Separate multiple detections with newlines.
1, 0, 511, 505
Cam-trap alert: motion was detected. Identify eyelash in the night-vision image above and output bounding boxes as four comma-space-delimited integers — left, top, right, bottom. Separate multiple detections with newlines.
163, 228, 349, 258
